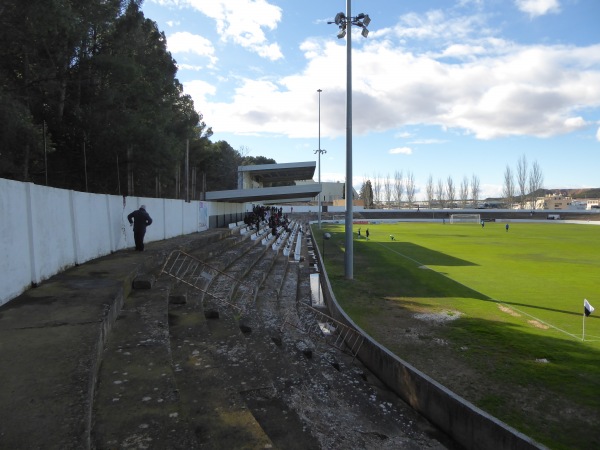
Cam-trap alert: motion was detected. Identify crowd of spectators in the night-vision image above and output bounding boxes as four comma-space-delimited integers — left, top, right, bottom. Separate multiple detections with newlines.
244, 205, 291, 237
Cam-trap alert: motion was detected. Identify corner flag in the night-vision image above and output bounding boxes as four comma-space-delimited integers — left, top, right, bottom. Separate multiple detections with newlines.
584, 299, 594, 317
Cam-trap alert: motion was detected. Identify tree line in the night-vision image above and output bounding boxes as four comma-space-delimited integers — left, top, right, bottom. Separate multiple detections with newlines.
0, 0, 272, 198
360, 171, 481, 209
359, 154, 544, 209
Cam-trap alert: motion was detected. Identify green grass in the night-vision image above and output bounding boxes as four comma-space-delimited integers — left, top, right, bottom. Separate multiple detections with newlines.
314, 221, 600, 450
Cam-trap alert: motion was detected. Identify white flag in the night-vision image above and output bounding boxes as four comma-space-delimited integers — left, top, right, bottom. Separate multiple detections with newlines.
584, 299, 594, 317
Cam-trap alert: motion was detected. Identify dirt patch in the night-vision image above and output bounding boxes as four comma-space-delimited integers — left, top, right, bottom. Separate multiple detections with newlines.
498, 304, 521, 317
527, 319, 549, 329
414, 310, 462, 324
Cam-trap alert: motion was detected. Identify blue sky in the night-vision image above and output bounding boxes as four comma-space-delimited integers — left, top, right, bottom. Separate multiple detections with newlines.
142, 0, 600, 199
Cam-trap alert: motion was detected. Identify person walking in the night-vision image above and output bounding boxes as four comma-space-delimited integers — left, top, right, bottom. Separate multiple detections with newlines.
365, 228, 370, 240
128, 205, 153, 251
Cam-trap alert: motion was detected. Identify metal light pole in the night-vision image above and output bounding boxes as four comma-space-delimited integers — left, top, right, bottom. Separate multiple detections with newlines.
314, 89, 327, 229
328, 3, 371, 280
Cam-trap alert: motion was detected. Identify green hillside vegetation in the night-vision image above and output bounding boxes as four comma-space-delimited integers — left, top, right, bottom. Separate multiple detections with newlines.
0, 1, 275, 197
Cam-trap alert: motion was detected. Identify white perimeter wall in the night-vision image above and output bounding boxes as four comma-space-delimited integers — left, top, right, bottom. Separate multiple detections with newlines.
0, 178, 242, 306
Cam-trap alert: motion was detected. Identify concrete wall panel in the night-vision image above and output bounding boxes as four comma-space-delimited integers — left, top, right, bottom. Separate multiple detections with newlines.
29, 184, 76, 283
71, 191, 112, 264
182, 201, 199, 234
108, 195, 133, 252
164, 199, 183, 239
0, 180, 243, 306
0, 179, 32, 301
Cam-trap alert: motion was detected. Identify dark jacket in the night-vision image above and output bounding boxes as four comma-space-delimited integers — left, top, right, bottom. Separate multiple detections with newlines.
127, 208, 152, 232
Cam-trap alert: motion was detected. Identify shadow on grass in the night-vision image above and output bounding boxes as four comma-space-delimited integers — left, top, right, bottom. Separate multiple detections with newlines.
316, 228, 600, 450
376, 239, 595, 319
379, 241, 479, 266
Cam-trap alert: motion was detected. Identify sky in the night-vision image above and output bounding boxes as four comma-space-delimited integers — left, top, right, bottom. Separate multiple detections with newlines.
141, 0, 600, 199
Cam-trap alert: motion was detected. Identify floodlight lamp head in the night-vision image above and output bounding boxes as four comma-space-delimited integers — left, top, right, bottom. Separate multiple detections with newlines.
334, 12, 345, 26
337, 28, 346, 39
361, 27, 369, 38
362, 14, 371, 27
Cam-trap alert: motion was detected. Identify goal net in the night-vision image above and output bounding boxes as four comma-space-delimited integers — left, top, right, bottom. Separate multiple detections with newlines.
449, 213, 481, 224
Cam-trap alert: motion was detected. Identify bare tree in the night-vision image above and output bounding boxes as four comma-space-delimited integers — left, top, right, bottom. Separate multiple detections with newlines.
446, 176, 456, 209
426, 175, 434, 208
471, 174, 480, 208
528, 160, 544, 210
502, 165, 515, 209
516, 154, 528, 209
459, 176, 469, 208
383, 173, 393, 208
394, 170, 404, 208
372, 172, 382, 207
405, 171, 416, 208
436, 178, 446, 208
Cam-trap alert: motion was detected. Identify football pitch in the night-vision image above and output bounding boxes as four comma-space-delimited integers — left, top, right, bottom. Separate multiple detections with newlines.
315, 220, 600, 450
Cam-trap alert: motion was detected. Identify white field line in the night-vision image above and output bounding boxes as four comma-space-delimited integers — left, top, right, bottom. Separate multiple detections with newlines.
377, 242, 596, 343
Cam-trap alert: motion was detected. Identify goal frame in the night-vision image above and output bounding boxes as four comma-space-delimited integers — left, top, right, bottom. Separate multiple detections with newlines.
449, 213, 481, 224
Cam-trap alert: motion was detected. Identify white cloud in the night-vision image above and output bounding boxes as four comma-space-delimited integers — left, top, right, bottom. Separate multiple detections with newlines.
564, 117, 586, 129
167, 32, 218, 66
187, 0, 283, 60
183, 9, 600, 144
389, 147, 413, 155
177, 63, 204, 72
182, 79, 217, 105
596, 127, 600, 142
515, 0, 561, 18
391, 10, 490, 42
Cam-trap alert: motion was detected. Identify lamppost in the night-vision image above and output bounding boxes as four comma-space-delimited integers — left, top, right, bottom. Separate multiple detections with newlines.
314, 89, 327, 229
328, 3, 371, 280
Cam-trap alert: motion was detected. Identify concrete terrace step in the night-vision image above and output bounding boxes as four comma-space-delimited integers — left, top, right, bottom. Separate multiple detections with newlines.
0, 229, 232, 449
167, 288, 275, 449
92, 278, 197, 448
93, 223, 288, 449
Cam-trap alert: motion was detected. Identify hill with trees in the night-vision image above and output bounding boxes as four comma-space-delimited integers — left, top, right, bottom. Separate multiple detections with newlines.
0, 0, 267, 199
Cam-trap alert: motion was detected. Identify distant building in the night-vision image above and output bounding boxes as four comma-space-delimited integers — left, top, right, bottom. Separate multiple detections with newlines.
295, 180, 359, 204
529, 193, 600, 211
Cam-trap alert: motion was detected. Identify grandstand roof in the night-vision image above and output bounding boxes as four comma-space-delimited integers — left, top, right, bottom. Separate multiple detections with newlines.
205, 161, 319, 203
238, 161, 316, 185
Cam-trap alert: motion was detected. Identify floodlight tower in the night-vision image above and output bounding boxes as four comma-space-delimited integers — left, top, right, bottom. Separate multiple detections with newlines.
328, 2, 371, 280
314, 89, 327, 229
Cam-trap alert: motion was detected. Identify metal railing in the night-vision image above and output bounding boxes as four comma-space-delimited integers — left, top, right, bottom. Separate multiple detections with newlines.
281, 302, 364, 360
159, 250, 254, 314
161, 250, 362, 360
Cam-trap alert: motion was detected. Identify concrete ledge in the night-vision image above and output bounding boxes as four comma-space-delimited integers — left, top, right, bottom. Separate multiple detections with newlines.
132, 274, 155, 289
169, 287, 188, 304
